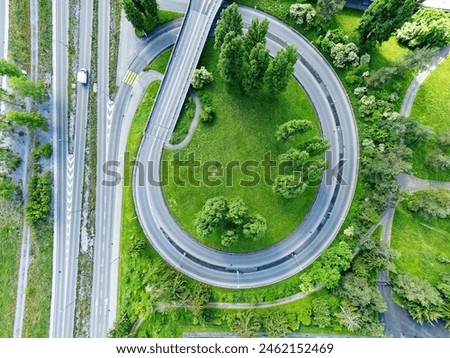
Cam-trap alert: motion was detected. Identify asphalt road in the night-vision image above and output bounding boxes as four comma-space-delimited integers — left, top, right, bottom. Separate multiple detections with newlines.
50, 0, 94, 338
132, 3, 359, 289
90, 0, 112, 338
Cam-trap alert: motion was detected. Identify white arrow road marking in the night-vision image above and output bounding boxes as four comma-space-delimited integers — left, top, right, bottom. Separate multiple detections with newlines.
106, 100, 114, 155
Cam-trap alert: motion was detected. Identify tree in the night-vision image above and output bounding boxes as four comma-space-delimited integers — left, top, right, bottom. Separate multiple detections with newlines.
406, 188, 450, 219
364, 67, 399, 88
191, 66, 213, 89
108, 311, 133, 338
393, 273, 444, 324
427, 150, 450, 171
0, 59, 22, 77
357, 0, 424, 52
397, 117, 434, 146
299, 136, 330, 156
200, 106, 216, 124
122, 0, 159, 34
273, 174, 307, 199
244, 18, 269, 53
228, 312, 261, 338
317, 0, 346, 22
264, 312, 291, 338
276, 120, 313, 142
226, 197, 248, 226
289, 3, 317, 29
8, 76, 47, 102
214, 3, 243, 50
311, 298, 332, 328
195, 196, 228, 237
396, 8, 450, 48
278, 148, 310, 173
399, 46, 439, 71
218, 32, 245, 83
266, 45, 298, 95
335, 302, 362, 332
329, 42, 360, 68
242, 43, 270, 95
190, 283, 211, 322
242, 214, 267, 241
5, 110, 47, 130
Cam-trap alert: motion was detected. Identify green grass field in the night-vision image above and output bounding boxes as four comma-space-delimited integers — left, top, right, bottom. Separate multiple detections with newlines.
0, 199, 23, 337
144, 47, 173, 73
22, 221, 53, 337
391, 204, 450, 287
162, 41, 321, 252
410, 57, 450, 181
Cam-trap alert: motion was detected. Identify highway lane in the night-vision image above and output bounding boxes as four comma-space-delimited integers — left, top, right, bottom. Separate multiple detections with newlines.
50, 0, 69, 337
132, 4, 359, 288
50, 0, 94, 337
90, 0, 111, 338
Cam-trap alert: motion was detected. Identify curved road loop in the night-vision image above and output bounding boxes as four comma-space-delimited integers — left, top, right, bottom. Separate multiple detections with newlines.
132, 3, 359, 289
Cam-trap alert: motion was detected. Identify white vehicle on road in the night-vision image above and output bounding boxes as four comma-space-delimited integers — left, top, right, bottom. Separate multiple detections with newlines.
77, 68, 88, 84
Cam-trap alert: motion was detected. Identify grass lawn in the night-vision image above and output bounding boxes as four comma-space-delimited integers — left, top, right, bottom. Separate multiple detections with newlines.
144, 47, 173, 73
0, 199, 23, 337
22, 221, 53, 337
410, 57, 450, 181
391, 204, 450, 287
162, 41, 321, 253
8, 0, 31, 72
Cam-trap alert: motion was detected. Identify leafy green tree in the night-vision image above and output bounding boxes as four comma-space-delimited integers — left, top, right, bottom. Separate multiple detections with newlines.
406, 188, 450, 219
6, 110, 47, 130
397, 117, 434, 146
357, 0, 424, 52
276, 119, 313, 142
214, 3, 243, 50
311, 298, 332, 328
200, 106, 215, 124
8, 76, 47, 102
273, 174, 306, 199
364, 67, 398, 88
299, 136, 330, 156
228, 312, 261, 338
242, 43, 270, 95
329, 42, 360, 68
317, 0, 345, 22
195, 196, 228, 237
335, 302, 362, 332
190, 283, 211, 321
226, 197, 248, 226
218, 32, 245, 83
0, 59, 22, 77
396, 8, 450, 48
393, 273, 444, 324
266, 45, 298, 95
122, 0, 159, 34
289, 3, 317, 29
221, 230, 239, 247
25, 172, 52, 226
242, 214, 267, 241
399, 46, 439, 71
265, 311, 291, 338
244, 18, 269, 53
278, 148, 310, 173
427, 150, 450, 170
191, 66, 213, 89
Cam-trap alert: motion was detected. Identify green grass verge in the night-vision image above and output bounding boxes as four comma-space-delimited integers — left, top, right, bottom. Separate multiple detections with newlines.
0, 199, 23, 337
22, 221, 53, 337
409, 57, 450, 181
8, 0, 31, 72
162, 41, 321, 253
144, 47, 173, 73
38, 0, 52, 82
391, 204, 450, 287
169, 95, 196, 145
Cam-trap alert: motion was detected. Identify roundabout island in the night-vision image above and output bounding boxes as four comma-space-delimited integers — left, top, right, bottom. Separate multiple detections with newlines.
131, 2, 359, 289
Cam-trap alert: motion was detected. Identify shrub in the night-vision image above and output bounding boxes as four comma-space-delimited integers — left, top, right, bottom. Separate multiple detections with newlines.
289, 3, 317, 29
200, 106, 215, 124
406, 188, 450, 219
191, 66, 213, 89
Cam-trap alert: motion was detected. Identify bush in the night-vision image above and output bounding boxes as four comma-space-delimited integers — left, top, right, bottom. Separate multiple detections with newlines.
396, 8, 450, 48
406, 188, 450, 219
33, 142, 52, 161
25, 171, 52, 226
288, 3, 317, 29
200, 106, 215, 124
191, 66, 213, 89
329, 42, 360, 69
